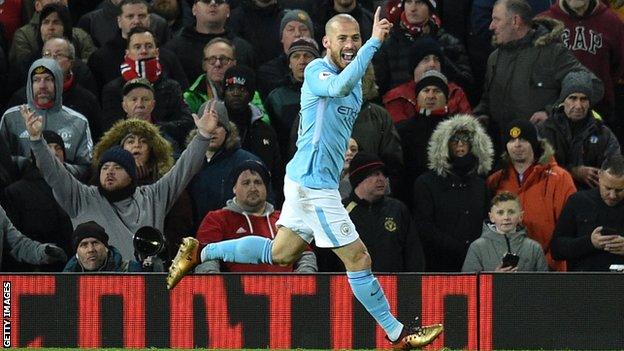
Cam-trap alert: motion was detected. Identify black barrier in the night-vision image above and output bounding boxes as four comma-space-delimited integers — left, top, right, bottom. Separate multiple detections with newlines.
0, 273, 622, 349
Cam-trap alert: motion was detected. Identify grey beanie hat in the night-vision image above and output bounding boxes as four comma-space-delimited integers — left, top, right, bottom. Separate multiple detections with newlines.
559, 70, 604, 106
280, 9, 314, 39
197, 99, 231, 133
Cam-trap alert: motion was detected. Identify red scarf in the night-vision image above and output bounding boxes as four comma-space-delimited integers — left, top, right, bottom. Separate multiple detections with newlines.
63, 71, 75, 92
120, 56, 162, 83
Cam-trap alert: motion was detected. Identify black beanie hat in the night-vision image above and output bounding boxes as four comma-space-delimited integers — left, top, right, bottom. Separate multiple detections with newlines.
415, 70, 449, 99
224, 65, 257, 96
72, 221, 109, 251
349, 152, 387, 190
408, 37, 443, 75
229, 159, 271, 188
503, 119, 542, 157
42, 130, 66, 157
99, 145, 138, 181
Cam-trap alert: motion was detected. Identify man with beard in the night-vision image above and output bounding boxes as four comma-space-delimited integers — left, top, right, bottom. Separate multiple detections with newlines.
487, 118, 576, 271
101, 27, 192, 146
194, 160, 317, 272
20, 87, 220, 261
0, 58, 93, 179
168, 10, 443, 350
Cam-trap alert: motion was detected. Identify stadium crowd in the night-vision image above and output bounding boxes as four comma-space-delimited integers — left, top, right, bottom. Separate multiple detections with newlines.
0, 0, 623, 273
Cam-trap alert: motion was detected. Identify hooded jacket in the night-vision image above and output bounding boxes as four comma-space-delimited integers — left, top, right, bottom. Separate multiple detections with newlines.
539, 107, 620, 188
0, 58, 93, 178
474, 17, 586, 133
462, 223, 548, 272
413, 114, 494, 271
195, 198, 317, 272
540, 0, 624, 106
487, 139, 577, 271
30, 129, 212, 261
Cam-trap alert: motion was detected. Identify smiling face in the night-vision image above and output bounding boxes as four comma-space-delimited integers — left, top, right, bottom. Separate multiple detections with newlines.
323, 17, 361, 70
76, 238, 109, 271
489, 199, 523, 234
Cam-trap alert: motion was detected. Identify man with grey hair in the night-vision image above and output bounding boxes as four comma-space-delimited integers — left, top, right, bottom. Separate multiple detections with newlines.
539, 70, 620, 189
473, 0, 586, 149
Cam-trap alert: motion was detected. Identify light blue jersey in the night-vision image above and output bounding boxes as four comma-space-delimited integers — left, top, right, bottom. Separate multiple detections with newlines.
286, 37, 382, 189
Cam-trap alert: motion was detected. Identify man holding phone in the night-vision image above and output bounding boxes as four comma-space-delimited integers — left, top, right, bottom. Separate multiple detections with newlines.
552, 155, 624, 271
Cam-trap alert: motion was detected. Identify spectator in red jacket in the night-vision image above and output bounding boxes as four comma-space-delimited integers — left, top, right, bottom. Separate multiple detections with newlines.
194, 160, 317, 273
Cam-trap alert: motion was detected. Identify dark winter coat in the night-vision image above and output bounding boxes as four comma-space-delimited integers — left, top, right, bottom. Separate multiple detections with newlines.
552, 188, 624, 271
228, 0, 284, 65
413, 114, 493, 272
164, 26, 256, 84
265, 74, 302, 161
257, 53, 289, 101
63, 245, 131, 272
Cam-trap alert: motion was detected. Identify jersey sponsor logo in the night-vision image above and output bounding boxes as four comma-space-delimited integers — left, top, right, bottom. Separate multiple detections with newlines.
318, 71, 332, 80
337, 105, 358, 119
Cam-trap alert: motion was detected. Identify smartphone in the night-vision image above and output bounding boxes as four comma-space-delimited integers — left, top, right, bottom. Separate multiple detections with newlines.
601, 227, 619, 236
501, 253, 520, 268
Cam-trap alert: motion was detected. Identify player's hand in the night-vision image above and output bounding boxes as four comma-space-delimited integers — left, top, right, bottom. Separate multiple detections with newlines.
571, 166, 600, 187
371, 6, 392, 42
193, 100, 219, 139
19, 105, 43, 140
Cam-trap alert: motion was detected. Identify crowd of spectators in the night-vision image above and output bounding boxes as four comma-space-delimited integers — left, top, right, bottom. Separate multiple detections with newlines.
0, 0, 623, 273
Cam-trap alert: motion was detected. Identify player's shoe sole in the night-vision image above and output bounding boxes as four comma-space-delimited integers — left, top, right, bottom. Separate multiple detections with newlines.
392, 323, 444, 350
166, 237, 200, 290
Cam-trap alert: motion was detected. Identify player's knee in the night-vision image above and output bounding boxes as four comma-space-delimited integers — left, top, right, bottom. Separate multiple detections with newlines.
272, 249, 300, 266
344, 249, 372, 271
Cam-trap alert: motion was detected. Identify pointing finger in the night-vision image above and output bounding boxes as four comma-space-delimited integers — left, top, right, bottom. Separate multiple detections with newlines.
374, 6, 380, 23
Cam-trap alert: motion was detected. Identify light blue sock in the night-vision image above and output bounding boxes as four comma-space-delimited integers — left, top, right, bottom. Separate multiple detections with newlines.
200, 236, 273, 264
347, 269, 404, 341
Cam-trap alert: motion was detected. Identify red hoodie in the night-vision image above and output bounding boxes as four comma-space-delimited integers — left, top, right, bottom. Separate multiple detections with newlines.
540, 0, 624, 105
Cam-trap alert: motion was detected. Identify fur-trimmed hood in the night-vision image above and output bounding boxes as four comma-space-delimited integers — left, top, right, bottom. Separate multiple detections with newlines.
427, 114, 494, 176
529, 17, 565, 47
93, 119, 174, 178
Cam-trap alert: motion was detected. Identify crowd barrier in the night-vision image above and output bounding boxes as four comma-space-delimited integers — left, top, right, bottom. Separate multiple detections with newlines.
1, 273, 622, 349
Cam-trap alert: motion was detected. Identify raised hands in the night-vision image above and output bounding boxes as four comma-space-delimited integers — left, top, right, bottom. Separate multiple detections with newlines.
371, 6, 393, 42
192, 100, 220, 139
19, 105, 43, 140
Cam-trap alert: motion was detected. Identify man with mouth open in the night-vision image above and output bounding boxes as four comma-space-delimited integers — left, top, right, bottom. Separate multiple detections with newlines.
168, 7, 444, 350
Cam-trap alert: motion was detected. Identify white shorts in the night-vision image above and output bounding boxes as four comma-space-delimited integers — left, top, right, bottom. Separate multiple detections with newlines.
276, 176, 359, 248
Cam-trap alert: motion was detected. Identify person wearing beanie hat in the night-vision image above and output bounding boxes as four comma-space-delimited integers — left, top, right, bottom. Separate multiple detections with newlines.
23, 85, 221, 262
287, 37, 320, 60
229, 159, 271, 190
280, 9, 315, 42
487, 118, 576, 272
415, 69, 449, 105
42, 130, 66, 160
65, 220, 129, 272
323, 150, 425, 273
539, 71, 620, 190
168, 9, 443, 349
72, 221, 109, 252
224, 65, 257, 97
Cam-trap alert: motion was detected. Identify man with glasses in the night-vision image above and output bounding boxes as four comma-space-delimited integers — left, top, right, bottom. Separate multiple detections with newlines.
164, 0, 255, 84
184, 37, 237, 113
8, 38, 102, 141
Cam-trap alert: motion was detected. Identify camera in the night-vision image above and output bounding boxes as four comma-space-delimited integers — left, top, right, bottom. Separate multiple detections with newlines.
501, 252, 520, 268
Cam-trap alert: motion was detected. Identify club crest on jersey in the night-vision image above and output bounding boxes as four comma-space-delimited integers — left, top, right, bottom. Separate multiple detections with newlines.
384, 217, 397, 232
340, 222, 351, 236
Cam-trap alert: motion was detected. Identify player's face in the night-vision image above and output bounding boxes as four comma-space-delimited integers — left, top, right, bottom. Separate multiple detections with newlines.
563, 93, 590, 121
99, 162, 133, 191
77, 238, 109, 271
489, 200, 523, 234
599, 170, 624, 207
234, 170, 267, 209
32, 73, 56, 105
416, 86, 446, 110
288, 50, 315, 82
324, 20, 361, 70
122, 134, 151, 166
123, 87, 155, 120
